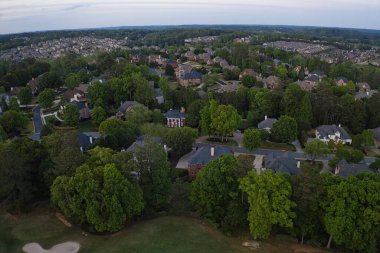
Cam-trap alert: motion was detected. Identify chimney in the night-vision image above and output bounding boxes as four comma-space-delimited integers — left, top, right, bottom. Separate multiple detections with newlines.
210, 146, 215, 157
338, 124, 341, 128
366, 91, 370, 96
265, 115, 268, 120
297, 161, 301, 169
89, 136, 93, 144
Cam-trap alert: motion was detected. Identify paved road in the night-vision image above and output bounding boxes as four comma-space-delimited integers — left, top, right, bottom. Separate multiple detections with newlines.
32, 105, 42, 141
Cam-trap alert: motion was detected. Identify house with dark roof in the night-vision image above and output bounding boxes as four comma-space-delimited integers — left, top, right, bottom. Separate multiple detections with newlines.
355, 90, 378, 100
116, 101, 141, 119
258, 116, 277, 132
263, 153, 300, 175
179, 71, 202, 87
125, 136, 167, 154
149, 68, 162, 78
374, 127, 380, 148
164, 109, 186, 128
315, 124, 352, 145
335, 77, 349, 86
357, 82, 371, 92
335, 160, 373, 178
176, 64, 193, 78
27, 78, 39, 95
79, 132, 101, 152
188, 145, 233, 179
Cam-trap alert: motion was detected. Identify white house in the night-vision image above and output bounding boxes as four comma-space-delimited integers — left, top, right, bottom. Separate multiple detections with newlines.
315, 124, 352, 145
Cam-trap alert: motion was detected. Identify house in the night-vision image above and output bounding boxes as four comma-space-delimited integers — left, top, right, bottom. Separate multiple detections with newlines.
239, 69, 262, 81
27, 78, 39, 94
216, 81, 241, 93
295, 80, 317, 92
187, 145, 233, 179
163, 59, 178, 69
335, 77, 349, 86
258, 116, 277, 132
315, 124, 352, 145
149, 68, 162, 78
75, 83, 90, 94
355, 90, 378, 100
125, 135, 167, 154
184, 51, 197, 61
335, 160, 373, 178
198, 53, 212, 62
374, 127, 380, 148
175, 65, 193, 78
79, 132, 101, 152
263, 76, 281, 90
66, 101, 91, 119
263, 153, 300, 175
164, 109, 186, 128
116, 101, 141, 119
63, 89, 86, 103
179, 71, 202, 87
308, 70, 326, 81
357, 82, 371, 92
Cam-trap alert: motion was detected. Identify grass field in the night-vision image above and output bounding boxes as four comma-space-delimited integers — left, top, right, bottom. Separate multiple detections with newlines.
0, 209, 338, 253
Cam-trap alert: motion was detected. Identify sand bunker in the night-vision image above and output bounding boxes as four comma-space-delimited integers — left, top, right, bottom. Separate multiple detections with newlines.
22, 242, 80, 253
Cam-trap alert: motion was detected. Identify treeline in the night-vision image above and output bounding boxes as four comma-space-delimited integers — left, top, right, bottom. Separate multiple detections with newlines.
190, 154, 380, 253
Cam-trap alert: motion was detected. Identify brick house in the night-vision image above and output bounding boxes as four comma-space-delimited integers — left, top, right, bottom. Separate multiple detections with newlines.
164, 109, 186, 128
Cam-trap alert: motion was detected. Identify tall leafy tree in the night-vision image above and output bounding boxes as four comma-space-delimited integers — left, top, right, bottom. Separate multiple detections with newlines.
304, 140, 329, 163
63, 104, 80, 126
135, 137, 170, 211
243, 128, 262, 151
210, 104, 241, 141
271, 115, 298, 143
164, 127, 197, 157
51, 163, 144, 233
38, 88, 55, 108
0, 110, 28, 133
323, 173, 380, 252
240, 170, 296, 239
190, 155, 247, 233
99, 118, 138, 150
18, 87, 33, 105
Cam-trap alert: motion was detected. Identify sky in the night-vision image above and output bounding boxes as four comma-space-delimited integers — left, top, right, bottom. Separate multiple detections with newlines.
0, 0, 380, 34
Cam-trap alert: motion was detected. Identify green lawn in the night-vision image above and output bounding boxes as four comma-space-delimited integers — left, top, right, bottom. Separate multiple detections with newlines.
260, 142, 296, 152
0, 210, 335, 253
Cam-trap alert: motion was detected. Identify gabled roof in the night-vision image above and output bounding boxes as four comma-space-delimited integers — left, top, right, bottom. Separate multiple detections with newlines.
355, 90, 378, 100
258, 118, 277, 129
149, 68, 162, 77
316, 124, 351, 140
336, 160, 372, 178
76, 83, 89, 94
164, 109, 186, 119
181, 71, 202, 80
79, 132, 101, 151
117, 101, 141, 113
335, 77, 348, 83
264, 153, 299, 175
126, 136, 163, 153
189, 145, 233, 165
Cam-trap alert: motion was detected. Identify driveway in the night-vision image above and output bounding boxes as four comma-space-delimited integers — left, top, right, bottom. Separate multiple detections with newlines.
32, 105, 42, 141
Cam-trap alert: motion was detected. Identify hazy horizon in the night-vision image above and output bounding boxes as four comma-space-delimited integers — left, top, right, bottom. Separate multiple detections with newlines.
1, 0, 379, 35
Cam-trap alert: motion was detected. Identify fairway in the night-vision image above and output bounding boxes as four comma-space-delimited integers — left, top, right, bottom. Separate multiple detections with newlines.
0, 211, 333, 253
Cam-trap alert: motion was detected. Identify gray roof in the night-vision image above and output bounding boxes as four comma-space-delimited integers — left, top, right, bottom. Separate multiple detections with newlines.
126, 136, 163, 153
316, 124, 351, 140
118, 101, 141, 113
258, 118, 277, 129
181, 71, 202, 80
336, 77, 348, 83
189, 146, 233, 165
336, 160, 372, 178
164, 109, 186, 119
149, 68, 162, 77
79, 132, 101, 152
374, 127, 380, 142
264, 153, 299, 175
355, 90, 378, 100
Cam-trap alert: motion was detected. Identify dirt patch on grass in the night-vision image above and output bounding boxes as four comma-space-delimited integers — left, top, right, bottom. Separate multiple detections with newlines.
22, 242, 80, 253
